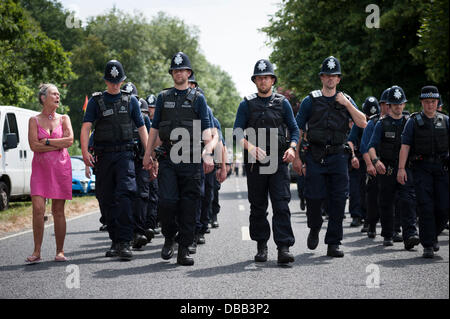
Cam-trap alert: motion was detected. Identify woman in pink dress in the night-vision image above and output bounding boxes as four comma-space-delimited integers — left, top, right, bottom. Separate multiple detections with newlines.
26, 84, 74, 264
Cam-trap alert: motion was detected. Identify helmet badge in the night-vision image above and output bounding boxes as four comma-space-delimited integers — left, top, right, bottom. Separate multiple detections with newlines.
327, 58, 336, 70
174, 54, 183, 66
257, 60, 267, 71
370, 106, 377, 114
110, 66, 119, 78
394, 89, 402, 100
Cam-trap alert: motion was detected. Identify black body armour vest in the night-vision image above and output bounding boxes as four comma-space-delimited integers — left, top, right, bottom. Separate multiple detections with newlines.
379, 115, 408, 165
92, 91, 134, 150
306, 90, 350, 147
244, 93, 289, 161
158, 88, 200, 148
412, 112, 449, 157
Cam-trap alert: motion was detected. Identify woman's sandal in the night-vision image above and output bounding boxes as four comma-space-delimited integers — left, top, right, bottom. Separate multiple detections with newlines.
25, 255, 42, 265
54, 255, 68, 262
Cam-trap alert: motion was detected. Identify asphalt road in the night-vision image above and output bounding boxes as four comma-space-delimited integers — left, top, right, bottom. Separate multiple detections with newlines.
0, 175, 448, 299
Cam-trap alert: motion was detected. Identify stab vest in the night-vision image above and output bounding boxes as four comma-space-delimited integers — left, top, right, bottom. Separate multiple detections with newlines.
245, 93, 289, 157
158, 88, 200, 146
412, 112, 449, 157
93, 91, 134, 147
306, 90, 350, 147
379, 115, 408, 164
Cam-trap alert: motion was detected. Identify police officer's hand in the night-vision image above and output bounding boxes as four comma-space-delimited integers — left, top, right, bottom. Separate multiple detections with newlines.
351, 156, 360, 169
375, 160, 386, 175
216, 167, 227, 183
293, 157, 303, 175
82, 152, 95, 168
85, 166, 92, 179
283, 148, 296, 163
248, 145, 266, 161
366, 164, 377, 176
143, 155, 154, 171
397, 168, 407, 185
202, 153, 215, 174
335, 92, 350, 107
149, 160, 158, 181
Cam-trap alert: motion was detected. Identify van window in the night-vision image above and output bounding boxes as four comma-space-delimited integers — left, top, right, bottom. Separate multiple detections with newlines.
3, 113, 19, 144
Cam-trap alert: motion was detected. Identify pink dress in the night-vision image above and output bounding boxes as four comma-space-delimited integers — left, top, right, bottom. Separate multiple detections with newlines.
30, 117, 72, 200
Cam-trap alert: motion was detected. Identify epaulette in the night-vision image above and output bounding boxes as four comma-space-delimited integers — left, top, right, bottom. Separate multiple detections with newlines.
245, 93, 257, 101
310, 90, 322, 98
411, 112, 424, 127
92, 92, 102, 97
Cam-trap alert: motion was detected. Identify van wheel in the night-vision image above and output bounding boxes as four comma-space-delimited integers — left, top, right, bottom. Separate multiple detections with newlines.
0, 182, 9, 211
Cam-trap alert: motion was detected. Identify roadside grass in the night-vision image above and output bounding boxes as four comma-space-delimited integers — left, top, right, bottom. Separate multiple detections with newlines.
0, 196, 99, 237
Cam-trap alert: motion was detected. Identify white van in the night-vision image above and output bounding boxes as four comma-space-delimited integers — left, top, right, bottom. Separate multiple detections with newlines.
0, 106, 39, 210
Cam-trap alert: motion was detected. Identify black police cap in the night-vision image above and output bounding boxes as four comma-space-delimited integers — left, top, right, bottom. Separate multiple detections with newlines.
319, 56, 341, 76
121, 82, 138, 96
169, 52, 194, 76
146, 94, 156, 107
379, 88, 391, 103
387, 85, 407, 104
103, 60, 127, 83
251, 59, 277, 84
362, 96, 380, 117
420, 85, 440, 100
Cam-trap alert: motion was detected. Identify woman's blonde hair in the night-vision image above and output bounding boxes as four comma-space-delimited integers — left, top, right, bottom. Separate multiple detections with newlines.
38, 83, 57, 105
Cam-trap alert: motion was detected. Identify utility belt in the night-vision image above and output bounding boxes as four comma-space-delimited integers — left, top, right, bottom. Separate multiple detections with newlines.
158, 140, 203, 163
94, 143, 134, 154
411, 154, 449, 170
303, 141, 351, 164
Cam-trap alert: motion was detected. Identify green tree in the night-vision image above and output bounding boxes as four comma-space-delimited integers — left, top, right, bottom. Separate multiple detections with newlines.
263, 0, 447, 111
0, 0, 74, 110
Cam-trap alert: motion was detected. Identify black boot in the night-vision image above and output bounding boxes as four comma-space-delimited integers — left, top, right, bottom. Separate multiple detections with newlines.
277, 246, 295, 265
361, 222, 369, 233
327, 245, 344, 258
350, 217, 362, 227
367, 225, 376, 239
144, 229, 155, 243
118, 242, 133, 261
300, 198, 306, 211
196, 233, 206, 245
188, 237, 197, 254
177, 246, 194, 266
161, 237, 175, 260
393, 232, 403, 242
404, 234, 420, 251
383, 237, 394, 246
105, 242, 118, 257
254, 241, 268, 262
422, 247, 434, 258
132, 233, 148, 250
307, 229, 320, 250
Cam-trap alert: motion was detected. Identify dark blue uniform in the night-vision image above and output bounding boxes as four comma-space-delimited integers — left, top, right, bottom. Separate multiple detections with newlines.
152, 88, 211, 249
83, 91, 144, 245
401, 112, 449, 250
368, 115, 418, 242
233, 94, 299, 248
296, 92, 358, 247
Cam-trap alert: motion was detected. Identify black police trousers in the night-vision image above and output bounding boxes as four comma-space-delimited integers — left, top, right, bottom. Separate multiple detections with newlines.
412, 161, 449, 248
145, 179, 159, 230
211, 177, 221, 221
95, 151, 136, 243
133, 159, 150, 235
348, 159, 367, 219
158, 158, 202, 247
304, 152, 349, 245
377, 167, 417, 240
196, 168, 215, 235
245, 162, 295, 248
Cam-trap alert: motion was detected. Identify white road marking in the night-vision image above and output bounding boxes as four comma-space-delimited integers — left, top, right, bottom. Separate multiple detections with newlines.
241, 226, 251, 241
238, 205, 245, 211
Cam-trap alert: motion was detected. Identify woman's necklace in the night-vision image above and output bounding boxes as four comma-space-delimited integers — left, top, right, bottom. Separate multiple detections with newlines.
43, 112, 56, 120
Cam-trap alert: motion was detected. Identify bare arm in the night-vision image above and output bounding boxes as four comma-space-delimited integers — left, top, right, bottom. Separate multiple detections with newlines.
80, 122, 94, 167
336, 93, 367, 128
43, 115, 74, 149
28, 117, 59, 153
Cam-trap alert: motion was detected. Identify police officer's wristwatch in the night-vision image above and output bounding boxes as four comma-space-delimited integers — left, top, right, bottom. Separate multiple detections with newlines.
289, 145, 297, 151
45, 138, 50, 146
371, 157, 379, 165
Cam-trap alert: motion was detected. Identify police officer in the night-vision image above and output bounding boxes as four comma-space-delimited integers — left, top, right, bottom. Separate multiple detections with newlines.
397, 86, 449, 258
367, 85, 419, 249
347, 96, 379, 228
233, 59, 299, 266
360, 88, 390, 238
123, 83, 154, 249
144, 94, 160, 235
80, 60, 148, 261
143, 52, 215, 266
293, 56, 367, 257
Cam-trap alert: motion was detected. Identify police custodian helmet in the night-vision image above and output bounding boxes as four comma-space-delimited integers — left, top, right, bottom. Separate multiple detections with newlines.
146, 94, 156, 107
122, 82, 138, 96
251, 59, 277, 84
319, 56, 342, 76
188, 73, 198, 87
103, 60, 127, 83
169, 52, 194, 76
387, 85, 407, 104
362, 96, 380, 117
379, 87, 391, 103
